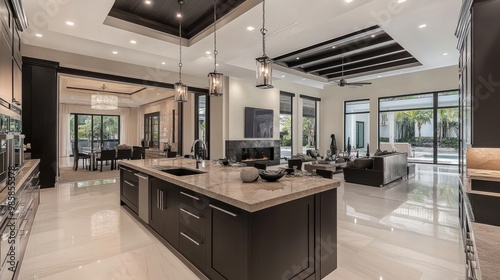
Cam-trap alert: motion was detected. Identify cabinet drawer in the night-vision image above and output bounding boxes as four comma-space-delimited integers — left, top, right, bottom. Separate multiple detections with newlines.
121, 167, 139, 184
179, 225, 205, 272
179, 204, 205, 238
179, 190, 207, 210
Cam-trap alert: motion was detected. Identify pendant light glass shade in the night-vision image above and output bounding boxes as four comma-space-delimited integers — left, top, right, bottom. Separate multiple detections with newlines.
208, 72, 223, 96
256, 56, 273, 89
175, 0, 188, 103
174, 82, 188, 102
91, 84, 118, 110
255, 0, 273, 89
208, 0, 223, 96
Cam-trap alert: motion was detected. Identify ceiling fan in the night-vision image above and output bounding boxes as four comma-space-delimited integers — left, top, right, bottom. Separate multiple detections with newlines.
331, 57, 372, 87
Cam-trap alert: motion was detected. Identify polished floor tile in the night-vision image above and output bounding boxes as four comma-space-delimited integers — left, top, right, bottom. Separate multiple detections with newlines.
19, 164, 464, 279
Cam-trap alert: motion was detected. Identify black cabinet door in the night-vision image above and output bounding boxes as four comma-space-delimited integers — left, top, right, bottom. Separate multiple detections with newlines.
471, 0, 500, 147
206, 201, 248, 280
149, 177, 179, 249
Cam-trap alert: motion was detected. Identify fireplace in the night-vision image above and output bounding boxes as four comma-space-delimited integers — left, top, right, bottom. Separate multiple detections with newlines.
241, 147, 274, 163
226, 140, 280, 166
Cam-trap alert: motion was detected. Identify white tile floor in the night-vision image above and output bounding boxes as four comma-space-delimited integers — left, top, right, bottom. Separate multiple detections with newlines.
19, 164, 465, 280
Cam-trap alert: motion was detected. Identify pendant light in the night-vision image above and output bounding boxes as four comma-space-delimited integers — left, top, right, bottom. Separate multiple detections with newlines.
174, 0, 188, 103
208, 0, 223, 96
255, 0, 273, 89
91, 84, 118, 110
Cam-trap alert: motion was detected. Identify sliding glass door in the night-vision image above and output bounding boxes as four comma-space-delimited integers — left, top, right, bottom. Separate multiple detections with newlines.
344, 100, 370, 155
71, 113, 120, 154
378, 91, 458, 164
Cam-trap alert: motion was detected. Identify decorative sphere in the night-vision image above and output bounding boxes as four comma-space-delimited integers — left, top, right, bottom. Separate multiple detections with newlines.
240, 167, 259, 183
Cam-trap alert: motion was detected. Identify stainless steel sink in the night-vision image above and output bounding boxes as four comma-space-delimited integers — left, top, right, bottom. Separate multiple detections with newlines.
158, 168, 206, 176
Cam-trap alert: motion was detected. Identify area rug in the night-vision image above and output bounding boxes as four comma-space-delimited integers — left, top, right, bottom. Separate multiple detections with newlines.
58, 167, 119, 184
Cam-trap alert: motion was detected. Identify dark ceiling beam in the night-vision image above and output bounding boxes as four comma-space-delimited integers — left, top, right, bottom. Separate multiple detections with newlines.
326, 58, 421, 80
304, 45, 406, 73
317, 51, 414, 76
285, 34, 395, 68
273, 25, 380, 62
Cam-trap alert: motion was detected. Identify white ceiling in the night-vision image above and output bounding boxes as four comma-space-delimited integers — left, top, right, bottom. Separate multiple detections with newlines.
23, 0, 461, 96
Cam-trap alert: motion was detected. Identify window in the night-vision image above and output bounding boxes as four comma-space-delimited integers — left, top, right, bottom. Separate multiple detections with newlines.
70, 113, 120, 153
301, 96, 319, 153
194, 93, 210, 159
280, 92, 294, 160
344, 100, 370, 155
379, 91, 459, 164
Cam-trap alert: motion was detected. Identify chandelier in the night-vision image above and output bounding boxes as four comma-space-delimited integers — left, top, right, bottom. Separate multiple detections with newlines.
255, 0, 273, 89
91, 84, 118, 110
208, 0, 223, 96
174, 0, 188, 103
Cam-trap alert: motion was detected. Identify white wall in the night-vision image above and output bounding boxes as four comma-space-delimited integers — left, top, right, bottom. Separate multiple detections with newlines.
319, 65, 459, 153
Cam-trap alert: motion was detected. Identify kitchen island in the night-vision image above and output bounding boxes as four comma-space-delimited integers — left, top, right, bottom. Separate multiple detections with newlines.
119, 158, 340, 280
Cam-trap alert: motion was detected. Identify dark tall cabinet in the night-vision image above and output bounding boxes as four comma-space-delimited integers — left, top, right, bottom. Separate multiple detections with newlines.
22, 57, 59, 188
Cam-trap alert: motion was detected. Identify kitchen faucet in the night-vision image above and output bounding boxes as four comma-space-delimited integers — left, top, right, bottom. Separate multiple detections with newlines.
190, 139, 207, 169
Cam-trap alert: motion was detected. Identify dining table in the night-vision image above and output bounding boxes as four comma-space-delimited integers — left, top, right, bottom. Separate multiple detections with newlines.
81, 147, 101, 171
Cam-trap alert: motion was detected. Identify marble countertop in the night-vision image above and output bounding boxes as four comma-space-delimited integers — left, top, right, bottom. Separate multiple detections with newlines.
119, 158, 340, 212
467, 168, 500, 182
0, 159, 40, 204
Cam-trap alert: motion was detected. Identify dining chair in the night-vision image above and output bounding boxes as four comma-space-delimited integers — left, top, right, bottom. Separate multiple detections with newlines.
131, 147, 143, 160
96, 149, 116, 172
116, 148, 132, 166
315, 169, 334, 179
253, 163, 267, 170
72, 148, 91, 171
287, 159, 303, 170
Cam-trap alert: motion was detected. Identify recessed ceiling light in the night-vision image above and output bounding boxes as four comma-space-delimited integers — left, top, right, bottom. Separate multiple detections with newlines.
371, 34, 376, 38
443, 53, 449, 56
216, 63, 219, 67
206, 51, 211, 55
176, 13, 182, 18
130, 40, 137, 44
112, 51, 118, 54
66, 21, 74, 26
419, 24, 427, 29
145, 0, 151, 4
377, 75, 382, 78
35, 33, 43, 38
332, 46, 336, 49
282, 75, 285, 78
246, 26, 255, 31
345, 0, 353, 3
397, 0, 406, 3
296, 57, 300, 60
161, 62, 166, 65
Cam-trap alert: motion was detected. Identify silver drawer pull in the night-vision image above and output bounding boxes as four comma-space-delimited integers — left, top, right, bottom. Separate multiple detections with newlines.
180, 208, 200, 219
180, 232, 200, 246
180, 191, 200, 201
209, 204, 237, 217
120, 167, 133, 172
124, 180, 134, 187
134, 173, 148, 180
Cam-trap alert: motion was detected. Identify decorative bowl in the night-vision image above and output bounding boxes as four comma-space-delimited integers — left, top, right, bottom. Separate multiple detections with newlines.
258, 169, 286, 182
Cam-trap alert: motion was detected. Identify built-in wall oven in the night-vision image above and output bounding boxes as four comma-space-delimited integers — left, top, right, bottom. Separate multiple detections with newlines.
0, 134, 14, 193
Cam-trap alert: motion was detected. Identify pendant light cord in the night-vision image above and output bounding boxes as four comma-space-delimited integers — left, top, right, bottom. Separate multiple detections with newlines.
260, 0, 267, 57
213, 0, 218, 72
178, 1, 183, 82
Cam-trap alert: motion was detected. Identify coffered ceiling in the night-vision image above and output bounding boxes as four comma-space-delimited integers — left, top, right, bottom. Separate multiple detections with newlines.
22, 0, 461, 90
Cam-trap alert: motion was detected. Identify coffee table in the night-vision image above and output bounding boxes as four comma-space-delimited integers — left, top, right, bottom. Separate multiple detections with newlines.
304, 162, 347, 174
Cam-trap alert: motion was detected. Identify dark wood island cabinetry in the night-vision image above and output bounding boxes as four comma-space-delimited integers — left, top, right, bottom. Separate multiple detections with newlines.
119, 159, 339, 280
